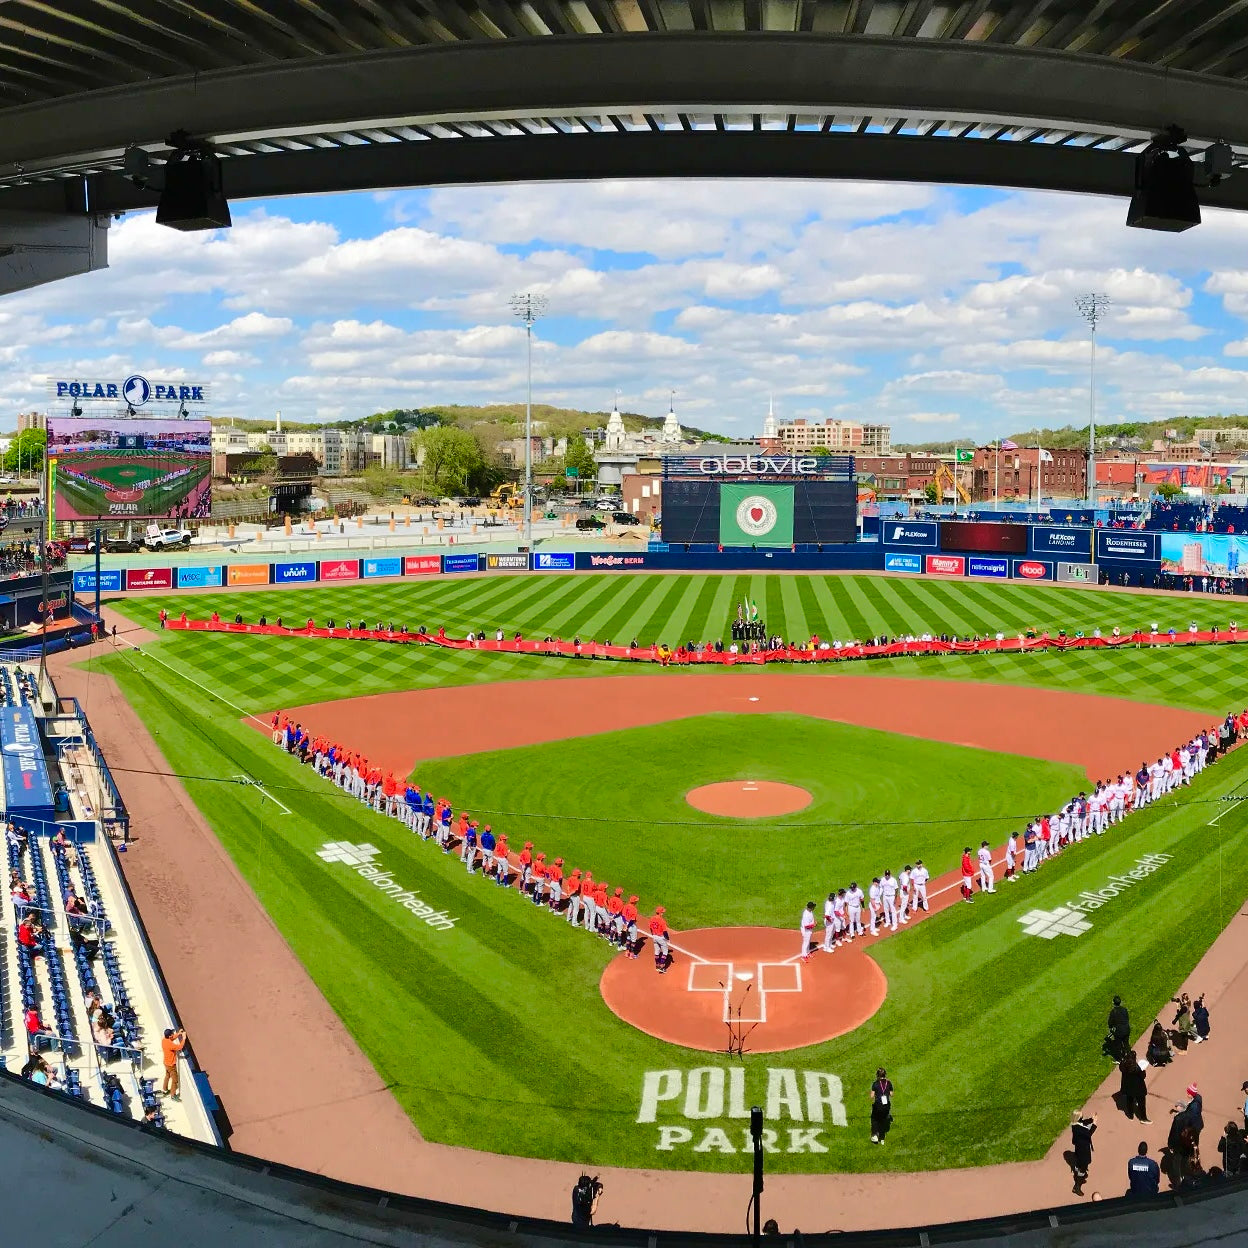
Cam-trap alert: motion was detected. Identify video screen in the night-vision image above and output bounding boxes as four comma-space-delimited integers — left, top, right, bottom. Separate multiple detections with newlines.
47, 417, 211, 521
939, 521, 1028, 554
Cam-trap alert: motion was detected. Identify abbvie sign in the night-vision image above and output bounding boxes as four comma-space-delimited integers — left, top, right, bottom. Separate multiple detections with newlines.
698, 455, 822, 476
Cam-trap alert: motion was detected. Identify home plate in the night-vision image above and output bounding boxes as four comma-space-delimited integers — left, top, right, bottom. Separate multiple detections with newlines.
736, 972, 753, 982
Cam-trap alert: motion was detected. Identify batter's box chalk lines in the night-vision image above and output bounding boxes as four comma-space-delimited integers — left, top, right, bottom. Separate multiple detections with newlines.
687, 960, 803, 1024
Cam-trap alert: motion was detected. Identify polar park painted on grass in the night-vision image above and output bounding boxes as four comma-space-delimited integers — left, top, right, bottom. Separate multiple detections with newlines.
59, 567, 1248, 1233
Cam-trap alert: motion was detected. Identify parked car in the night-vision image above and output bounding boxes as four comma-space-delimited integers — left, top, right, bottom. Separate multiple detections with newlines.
144, 525, 193, 550
575, 514, 607, 531
612, 511, 641, 525
596, 499, 617, 511
87, 535, 142, 553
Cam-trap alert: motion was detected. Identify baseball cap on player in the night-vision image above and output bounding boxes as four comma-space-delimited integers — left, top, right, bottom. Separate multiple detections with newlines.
554, 858, 563, 865
1187, 1084, 1199, 1098
614, 887, 623, 896
656, 905, 665, 914
629, 895, 638, 903
523, 841, 533, 848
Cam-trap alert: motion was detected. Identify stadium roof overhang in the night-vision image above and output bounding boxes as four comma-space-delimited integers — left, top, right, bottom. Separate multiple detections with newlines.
6, 2, 1248, 289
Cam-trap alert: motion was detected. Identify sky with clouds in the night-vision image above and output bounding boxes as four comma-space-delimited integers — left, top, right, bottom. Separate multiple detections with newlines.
9, 177, 1248, 443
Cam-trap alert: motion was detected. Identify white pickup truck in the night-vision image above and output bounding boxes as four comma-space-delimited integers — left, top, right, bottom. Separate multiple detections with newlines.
144, 524, 193, 550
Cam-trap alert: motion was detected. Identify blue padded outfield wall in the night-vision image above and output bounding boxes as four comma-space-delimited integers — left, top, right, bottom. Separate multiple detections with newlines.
0, 704, 56, 823
66, 520, 1208, 591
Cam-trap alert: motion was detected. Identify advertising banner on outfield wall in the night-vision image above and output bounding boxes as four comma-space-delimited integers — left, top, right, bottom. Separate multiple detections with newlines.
228, 564, 270, 586
884, 552, 922, 573
125, 567, 173, 590
925, 554, 965, 576
73, 570, 122, 593
405, 555, 441, 576
966, 556, 1009, 578
486, 553, 528, 570
883, 520, 938, 547
362, 557, 402, 579
1030, 526, 1092, 558
578, 553, 649, 569
1159, 532, 1248, 577
1096, 530, 1158, 562
1012, 558, 1053, 580
1057, 562, 1098, 584
320, 559, 359, 582
272, 560, 317, 584
442, 553, 480, 574
533, 552, 575, 570
176, 565, 222, 588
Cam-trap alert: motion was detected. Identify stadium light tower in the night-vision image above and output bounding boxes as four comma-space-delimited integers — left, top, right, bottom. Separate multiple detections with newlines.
509, 292, 548, 549
1075, 293, 1110, 506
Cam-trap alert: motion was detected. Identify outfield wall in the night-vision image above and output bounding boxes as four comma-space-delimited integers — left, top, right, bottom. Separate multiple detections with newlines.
68, 522, 1227, 594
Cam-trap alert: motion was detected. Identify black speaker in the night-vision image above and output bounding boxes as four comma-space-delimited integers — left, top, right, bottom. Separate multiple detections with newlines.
1126, 145, 1200, 233
157, 152, 232, 231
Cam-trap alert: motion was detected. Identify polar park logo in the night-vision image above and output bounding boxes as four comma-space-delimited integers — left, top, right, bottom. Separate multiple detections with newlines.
735, 494, 779, 539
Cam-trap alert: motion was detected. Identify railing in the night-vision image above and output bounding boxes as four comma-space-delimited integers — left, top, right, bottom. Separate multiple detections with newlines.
51, 699, 128, 840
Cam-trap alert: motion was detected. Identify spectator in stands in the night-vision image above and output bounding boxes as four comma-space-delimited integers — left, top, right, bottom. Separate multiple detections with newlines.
10, 877, 32, 920
92, 1007, 115, 1051
161, 1027, 187, 1102
16, 914, 43, 958
23, 1005, 49, 1051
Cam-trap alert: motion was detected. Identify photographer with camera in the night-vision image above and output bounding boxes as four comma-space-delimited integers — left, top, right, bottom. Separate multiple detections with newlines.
571, 1174, 603, 1228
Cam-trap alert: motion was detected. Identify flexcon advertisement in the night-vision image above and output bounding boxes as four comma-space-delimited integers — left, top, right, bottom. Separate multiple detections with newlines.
718, 484, 795, 548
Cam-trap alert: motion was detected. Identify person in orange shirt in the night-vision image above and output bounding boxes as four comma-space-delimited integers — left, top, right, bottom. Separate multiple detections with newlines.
547, 857, 565, 911
579, 871, 595, 930
607, 887, 625, 947
649, 906, 671, 972
530, 853, 548, 905
564, 869, 583, 926
621, 895, 640, 957
518, 842, 534, 893
593, 881, 609, 936
494, 834, 510, 886
161, 1027, 187, 1101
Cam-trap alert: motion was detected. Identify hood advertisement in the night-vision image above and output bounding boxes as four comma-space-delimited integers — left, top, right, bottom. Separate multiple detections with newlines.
124, 567, 173, 590
883, 520, 938, 547
1012, 559, 1053, 580
405, 555, 442, 576
925, 554, 965, 576
966, 556, 1009, 579
320, 559, 360, 582
883, 552, 922, 574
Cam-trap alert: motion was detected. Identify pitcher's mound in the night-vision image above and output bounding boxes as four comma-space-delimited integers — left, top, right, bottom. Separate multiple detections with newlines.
686, 781, 812, 817
601, 927, 887, 1053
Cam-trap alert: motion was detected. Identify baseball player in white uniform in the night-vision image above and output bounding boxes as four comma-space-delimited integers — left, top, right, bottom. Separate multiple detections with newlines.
800, 902, 817, 961
867, 878, 882, 936
977, 841, 995, 894
911, 862, 929, 911
846, 883, 865, 936
822, 893, 837, 953
1004, 833, 1017, 882
898, 866, 912, 922
881, 870, 899, 931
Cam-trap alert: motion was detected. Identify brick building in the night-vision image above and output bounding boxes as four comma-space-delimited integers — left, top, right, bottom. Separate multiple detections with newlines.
971, 446, 1086, 501
857, 454, 941, 499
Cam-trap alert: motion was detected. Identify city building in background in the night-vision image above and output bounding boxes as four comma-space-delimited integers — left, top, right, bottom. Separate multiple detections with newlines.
971, 445, 1087, 502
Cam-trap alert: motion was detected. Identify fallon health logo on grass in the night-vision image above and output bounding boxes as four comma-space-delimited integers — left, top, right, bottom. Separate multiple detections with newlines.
316, 842, 457, 931
1017, 853, 1171, 940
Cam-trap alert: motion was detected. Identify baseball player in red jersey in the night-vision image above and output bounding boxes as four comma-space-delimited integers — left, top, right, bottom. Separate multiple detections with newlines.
649, 906, 670, 972
607, 887, 625, 946
960, 848, 974, 902
593, 882, 608, 935
622, 895, 639, 956
547, 858, 564, 911
518, 842, 534, 893
580, 871, 595, 930
565, 870, 583, 925
530, 853, 547, 905
494, 835, 510, 886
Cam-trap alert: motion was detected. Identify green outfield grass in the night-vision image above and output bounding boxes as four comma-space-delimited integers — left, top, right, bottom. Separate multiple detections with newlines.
96, 572, 1248, 1173
413, 715, 1086, 928
113, 572, 1248, 714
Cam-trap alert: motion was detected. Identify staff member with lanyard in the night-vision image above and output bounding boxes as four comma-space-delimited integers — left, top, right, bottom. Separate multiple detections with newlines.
870, 1067, 894, 1144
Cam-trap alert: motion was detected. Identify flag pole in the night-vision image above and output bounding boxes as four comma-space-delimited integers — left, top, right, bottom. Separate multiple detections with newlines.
994, 439, 1000, 506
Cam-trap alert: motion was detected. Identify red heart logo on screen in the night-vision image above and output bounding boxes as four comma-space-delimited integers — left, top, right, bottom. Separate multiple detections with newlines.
749, 507, 764, 522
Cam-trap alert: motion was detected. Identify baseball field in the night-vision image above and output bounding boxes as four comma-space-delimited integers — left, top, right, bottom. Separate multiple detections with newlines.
98, 572, 1248, 1176
51, 450, 210, 520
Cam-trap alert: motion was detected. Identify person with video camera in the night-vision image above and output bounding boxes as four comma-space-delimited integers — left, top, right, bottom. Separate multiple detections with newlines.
571, 1174, 602, 1228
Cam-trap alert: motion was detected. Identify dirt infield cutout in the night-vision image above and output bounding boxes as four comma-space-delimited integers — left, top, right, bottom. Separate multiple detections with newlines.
686, 780, 813, 817
600, 926, 887, 1052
